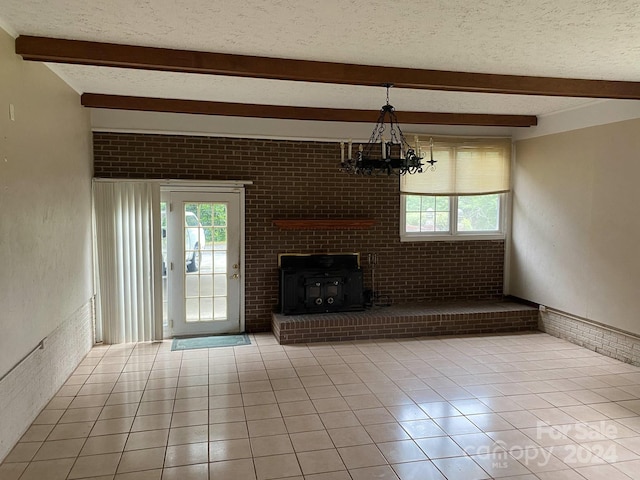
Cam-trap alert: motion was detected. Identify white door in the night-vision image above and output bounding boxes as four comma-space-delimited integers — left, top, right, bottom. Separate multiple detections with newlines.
164, 191, 242, 336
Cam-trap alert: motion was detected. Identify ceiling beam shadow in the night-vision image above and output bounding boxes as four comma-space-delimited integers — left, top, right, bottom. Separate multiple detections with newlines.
81, 94, 538, 127
17, 36, 640, 100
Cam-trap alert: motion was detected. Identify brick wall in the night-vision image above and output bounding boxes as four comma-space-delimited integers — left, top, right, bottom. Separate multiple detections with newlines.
93, 133, 505, 332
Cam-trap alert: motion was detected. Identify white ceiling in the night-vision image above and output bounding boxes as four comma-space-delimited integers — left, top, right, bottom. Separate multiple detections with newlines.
2, 0, 640, 119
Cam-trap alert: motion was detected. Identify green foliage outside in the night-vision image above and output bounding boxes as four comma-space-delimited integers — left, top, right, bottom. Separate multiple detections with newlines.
457, 194, 499, 231
185, 203, 228, 244
161, 202, 167, 228
405, 194, 499, 233
405, 195, 450, 232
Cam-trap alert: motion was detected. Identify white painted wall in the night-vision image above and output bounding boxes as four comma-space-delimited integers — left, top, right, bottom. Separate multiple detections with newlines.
514, 99, 640, 142
509, 118, 640, 336
0, 27, 94, 459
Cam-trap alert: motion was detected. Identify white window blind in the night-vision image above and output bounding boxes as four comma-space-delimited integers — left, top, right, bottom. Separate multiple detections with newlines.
401, 137, 511, 195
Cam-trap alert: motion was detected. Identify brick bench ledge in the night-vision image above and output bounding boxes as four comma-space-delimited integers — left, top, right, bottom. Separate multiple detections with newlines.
271, 301, 538, 345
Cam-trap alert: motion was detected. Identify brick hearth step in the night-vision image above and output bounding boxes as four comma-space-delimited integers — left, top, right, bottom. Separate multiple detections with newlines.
271, 301, 538, 344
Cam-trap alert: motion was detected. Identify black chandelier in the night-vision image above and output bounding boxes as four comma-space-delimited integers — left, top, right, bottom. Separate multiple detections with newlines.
340, 84, 437, 175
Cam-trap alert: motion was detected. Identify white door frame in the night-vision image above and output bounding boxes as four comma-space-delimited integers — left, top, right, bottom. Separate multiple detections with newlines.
160, 180, 250, 337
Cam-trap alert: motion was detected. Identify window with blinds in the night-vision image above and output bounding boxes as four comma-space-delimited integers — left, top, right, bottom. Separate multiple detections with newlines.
400, 136, 511, 241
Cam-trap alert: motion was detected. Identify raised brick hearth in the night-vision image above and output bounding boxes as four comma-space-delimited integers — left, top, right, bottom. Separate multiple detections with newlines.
272, 301, 538, 344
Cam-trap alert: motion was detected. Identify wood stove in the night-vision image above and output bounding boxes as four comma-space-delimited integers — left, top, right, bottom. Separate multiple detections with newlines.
279, 253, 364, 315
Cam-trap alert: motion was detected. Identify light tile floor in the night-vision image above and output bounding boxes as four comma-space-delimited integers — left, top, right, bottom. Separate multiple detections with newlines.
2, 332, 640, 479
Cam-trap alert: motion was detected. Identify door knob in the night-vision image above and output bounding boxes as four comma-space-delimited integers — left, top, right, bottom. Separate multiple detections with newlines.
230, 273, 239, 279
233, 264, 239, 269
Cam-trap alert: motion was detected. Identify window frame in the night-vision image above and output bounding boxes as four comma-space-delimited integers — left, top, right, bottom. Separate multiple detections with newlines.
400, 192, 508, 242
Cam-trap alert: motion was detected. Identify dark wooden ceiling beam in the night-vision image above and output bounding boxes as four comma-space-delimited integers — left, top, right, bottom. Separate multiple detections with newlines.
81, 93, 538, 127
17, 36, 640, 100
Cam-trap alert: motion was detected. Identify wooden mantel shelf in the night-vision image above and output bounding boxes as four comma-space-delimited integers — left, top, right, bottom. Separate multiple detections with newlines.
273, 219, 376, 230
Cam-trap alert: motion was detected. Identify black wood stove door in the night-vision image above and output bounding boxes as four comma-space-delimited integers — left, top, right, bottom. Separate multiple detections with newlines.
305, 277, 344, 311
279, 268, 364, 315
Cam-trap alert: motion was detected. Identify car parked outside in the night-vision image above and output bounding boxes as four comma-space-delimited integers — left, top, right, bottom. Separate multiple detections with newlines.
185, 211, 206, 272
162, 211, 206, 275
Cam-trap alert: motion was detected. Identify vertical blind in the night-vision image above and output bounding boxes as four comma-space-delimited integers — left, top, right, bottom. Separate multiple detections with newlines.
93, 181, 163, 344
401, 136, 512, 195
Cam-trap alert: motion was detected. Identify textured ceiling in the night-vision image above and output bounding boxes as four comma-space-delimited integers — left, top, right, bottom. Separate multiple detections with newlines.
2, 0, 639, 118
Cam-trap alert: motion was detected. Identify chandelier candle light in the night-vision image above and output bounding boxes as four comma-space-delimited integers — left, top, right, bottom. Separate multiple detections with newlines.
340, 84, 437, 175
